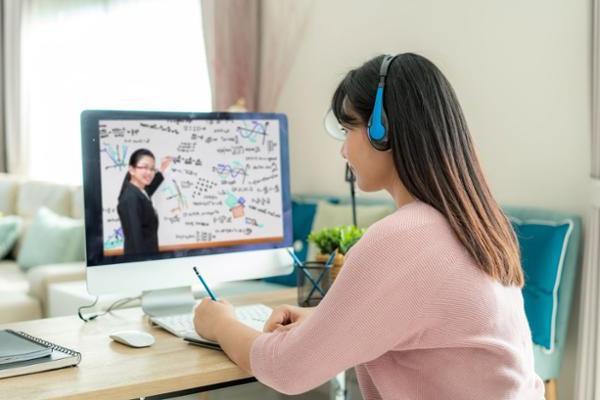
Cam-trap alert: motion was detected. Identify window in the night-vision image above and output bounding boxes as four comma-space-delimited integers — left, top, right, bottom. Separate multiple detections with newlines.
22, 0, 211, 184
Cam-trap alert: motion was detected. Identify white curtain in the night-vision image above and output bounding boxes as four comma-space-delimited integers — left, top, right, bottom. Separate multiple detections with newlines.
258, 0, 314, 112
575, 0, 600, 398
201, 0, 313, 112
2, 0, 28, 175
0, 0, 4, 171
18, 0, 211, 184
201, 0, 261, 111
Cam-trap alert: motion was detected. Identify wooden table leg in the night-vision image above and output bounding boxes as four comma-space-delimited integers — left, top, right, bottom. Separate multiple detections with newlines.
544, 379, 557, 400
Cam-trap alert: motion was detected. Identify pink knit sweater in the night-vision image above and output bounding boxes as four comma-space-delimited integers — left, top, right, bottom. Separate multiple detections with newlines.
250, 200, 545, 399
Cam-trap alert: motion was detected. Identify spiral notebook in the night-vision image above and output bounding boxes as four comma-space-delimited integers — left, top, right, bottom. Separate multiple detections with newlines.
0, 330, 81, 379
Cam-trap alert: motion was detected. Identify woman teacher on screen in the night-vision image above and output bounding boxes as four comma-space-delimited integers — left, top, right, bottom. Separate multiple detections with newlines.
192, 53, 544, 399
117, 148, 171, 255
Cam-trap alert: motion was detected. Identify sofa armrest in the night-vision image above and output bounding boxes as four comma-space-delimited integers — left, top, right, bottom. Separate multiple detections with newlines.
26, 262, 86, 316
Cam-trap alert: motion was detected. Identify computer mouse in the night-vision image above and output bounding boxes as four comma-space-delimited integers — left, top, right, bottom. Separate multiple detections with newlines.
109, 330, 155, 348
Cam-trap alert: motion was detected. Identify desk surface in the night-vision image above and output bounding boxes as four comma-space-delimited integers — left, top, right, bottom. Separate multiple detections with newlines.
0, 288, 297, 400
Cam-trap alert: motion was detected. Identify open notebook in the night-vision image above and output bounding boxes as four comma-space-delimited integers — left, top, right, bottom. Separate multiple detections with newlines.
0, 330, 81, 379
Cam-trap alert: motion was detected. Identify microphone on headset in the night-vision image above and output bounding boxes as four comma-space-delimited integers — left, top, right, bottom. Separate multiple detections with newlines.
345, 163, 357, 226
345, 163, 355, 183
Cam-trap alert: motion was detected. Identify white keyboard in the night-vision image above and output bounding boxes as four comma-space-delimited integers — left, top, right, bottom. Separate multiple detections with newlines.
150, 303, 273, 338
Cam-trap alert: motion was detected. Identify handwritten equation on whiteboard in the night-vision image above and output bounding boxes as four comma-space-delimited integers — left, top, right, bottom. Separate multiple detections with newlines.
99, 118, 283, 253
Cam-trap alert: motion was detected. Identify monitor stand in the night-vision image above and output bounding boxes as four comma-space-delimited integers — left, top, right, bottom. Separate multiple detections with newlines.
141, 286, 196, 317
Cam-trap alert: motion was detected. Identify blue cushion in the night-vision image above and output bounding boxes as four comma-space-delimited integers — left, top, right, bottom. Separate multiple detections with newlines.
263, 200, 317, 286
510, 217, 574, 351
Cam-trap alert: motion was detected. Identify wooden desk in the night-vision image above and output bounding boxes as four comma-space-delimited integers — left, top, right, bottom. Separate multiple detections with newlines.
0, 288, 297, 400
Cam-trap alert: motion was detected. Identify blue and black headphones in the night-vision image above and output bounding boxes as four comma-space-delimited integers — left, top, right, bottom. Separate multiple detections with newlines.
324, 54, 398, 151
367, 54, 397, 151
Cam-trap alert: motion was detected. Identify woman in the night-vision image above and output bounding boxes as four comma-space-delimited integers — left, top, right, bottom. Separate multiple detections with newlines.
117, 148, 171, 255
193, 53, 544, 399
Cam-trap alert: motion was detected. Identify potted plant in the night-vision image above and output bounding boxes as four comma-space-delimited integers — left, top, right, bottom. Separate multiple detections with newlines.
308, 225, 366, 281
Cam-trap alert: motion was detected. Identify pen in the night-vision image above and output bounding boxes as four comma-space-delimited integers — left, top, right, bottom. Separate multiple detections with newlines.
325, 249, 337, 268
286, 248, 303, 267
193, 266, 218, 301
306, 249, 337, 300
287, 248, 326, 296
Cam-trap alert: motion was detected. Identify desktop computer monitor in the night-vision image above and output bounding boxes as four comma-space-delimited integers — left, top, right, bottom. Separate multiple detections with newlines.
81, 110, 293, 299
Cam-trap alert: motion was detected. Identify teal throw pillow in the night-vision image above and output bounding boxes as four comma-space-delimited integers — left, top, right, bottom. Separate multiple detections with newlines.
510, 217, 573, 352
18, 207, 85, 270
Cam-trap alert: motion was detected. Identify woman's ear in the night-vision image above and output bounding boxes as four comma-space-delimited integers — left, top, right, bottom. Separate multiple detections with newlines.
127, 166, 136, 177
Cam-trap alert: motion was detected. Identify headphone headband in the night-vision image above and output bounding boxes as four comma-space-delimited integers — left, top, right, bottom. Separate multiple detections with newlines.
379, 55, 397, 81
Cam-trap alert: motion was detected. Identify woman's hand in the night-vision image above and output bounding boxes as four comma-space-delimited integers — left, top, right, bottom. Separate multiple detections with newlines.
160, 156, 173, 173
193, 298, 236, 342
263, 305, 314, 333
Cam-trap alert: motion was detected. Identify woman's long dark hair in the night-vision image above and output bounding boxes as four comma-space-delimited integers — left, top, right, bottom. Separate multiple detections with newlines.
331, 53, 523, 287
118, 148, 155, 199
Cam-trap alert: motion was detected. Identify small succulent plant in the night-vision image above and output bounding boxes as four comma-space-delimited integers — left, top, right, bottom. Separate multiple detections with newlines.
308, 225, 366, 255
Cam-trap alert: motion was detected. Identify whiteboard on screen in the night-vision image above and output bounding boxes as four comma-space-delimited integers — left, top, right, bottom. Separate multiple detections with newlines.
98, 118, 283, 255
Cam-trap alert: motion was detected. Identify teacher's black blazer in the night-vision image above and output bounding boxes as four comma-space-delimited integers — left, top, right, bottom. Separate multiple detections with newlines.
117, 172, 164, 256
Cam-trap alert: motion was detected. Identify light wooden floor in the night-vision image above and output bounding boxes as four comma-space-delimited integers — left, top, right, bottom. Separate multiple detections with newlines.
545, 379, 557, 400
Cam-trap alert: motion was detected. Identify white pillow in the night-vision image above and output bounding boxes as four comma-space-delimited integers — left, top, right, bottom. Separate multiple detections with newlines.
17, 207, 84, 270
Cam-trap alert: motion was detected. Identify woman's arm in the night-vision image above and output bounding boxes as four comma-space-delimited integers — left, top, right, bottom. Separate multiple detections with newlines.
217, 318, 262, 373
192, 299, 260, 373
146, 156, 172, 197
193, 302, 314, 373
248, 225, 441, 395
195, 224, 440, 396
145, 171, 164, 197
218, 304, 314, 372
263, 305, 314, 332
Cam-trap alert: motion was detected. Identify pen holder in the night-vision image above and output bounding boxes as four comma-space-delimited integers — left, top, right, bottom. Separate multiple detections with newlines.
296, 261, 333, 307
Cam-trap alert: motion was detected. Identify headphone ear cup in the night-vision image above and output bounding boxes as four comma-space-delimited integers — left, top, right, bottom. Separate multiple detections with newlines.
368, 109, 391, 151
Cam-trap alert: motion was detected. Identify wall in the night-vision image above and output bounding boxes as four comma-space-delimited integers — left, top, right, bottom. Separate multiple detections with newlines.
270, 0, 592, 398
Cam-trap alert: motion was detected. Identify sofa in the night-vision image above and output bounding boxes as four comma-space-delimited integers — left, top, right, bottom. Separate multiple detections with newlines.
0, 174, 85, 323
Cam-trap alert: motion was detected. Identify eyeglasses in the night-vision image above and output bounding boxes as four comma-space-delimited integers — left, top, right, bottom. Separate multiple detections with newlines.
323, 109, 347, 141
134, 165, 157, 173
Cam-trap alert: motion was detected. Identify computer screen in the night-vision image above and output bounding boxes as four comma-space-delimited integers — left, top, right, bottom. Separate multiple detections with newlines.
81, 111, 293, 295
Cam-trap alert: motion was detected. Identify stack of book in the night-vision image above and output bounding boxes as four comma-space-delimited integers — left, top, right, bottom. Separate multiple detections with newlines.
0, 330, 81, 379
